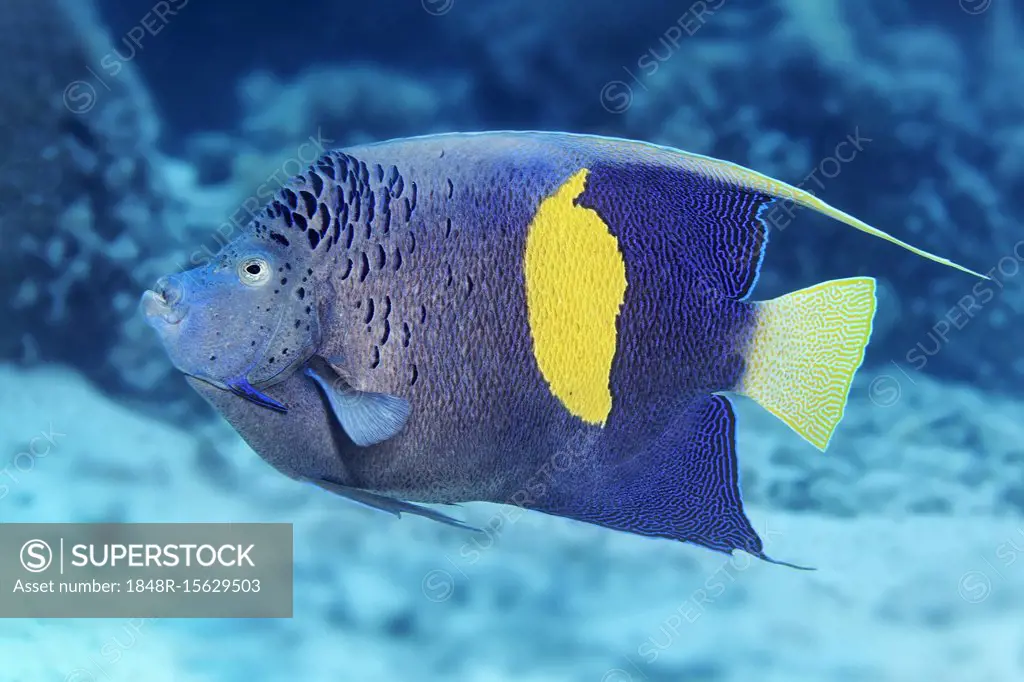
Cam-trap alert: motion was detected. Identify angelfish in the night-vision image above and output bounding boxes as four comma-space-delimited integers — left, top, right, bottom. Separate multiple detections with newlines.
142, 132, 984, 566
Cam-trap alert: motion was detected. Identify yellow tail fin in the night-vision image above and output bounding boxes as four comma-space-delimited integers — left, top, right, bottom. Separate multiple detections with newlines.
737, 277, 876, 451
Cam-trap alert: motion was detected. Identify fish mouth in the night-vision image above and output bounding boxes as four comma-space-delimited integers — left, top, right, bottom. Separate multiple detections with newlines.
141, 277, 187, 326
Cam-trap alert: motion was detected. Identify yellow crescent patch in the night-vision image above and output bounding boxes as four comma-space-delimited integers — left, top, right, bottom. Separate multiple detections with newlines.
523, 168, 627, 425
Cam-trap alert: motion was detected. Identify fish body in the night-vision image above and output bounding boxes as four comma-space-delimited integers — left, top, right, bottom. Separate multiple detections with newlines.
145, 132, 981, 564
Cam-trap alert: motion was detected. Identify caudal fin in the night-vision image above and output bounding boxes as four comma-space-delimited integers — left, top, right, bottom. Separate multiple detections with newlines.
737, 277, 876, 451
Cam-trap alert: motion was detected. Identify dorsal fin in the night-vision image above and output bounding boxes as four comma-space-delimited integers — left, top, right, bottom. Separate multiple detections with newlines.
670, 150, 988, 280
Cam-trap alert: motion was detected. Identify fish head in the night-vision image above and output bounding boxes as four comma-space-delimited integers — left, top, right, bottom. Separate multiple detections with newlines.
141, 232, 323, 411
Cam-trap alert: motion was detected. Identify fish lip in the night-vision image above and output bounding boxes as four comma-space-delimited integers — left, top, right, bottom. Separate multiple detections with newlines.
154, 275, 183, 307
141, 289, 187, 326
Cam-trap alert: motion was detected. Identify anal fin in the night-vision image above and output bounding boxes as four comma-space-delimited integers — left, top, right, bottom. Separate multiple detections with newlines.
523, 395, 809, 568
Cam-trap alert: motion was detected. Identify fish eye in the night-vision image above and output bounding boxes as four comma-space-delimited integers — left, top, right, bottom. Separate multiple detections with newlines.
237, 256, 271, 286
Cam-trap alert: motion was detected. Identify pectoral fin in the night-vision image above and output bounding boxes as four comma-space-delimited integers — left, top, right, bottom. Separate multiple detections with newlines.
304, 366, 410, 446
314, 479, 480, 531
